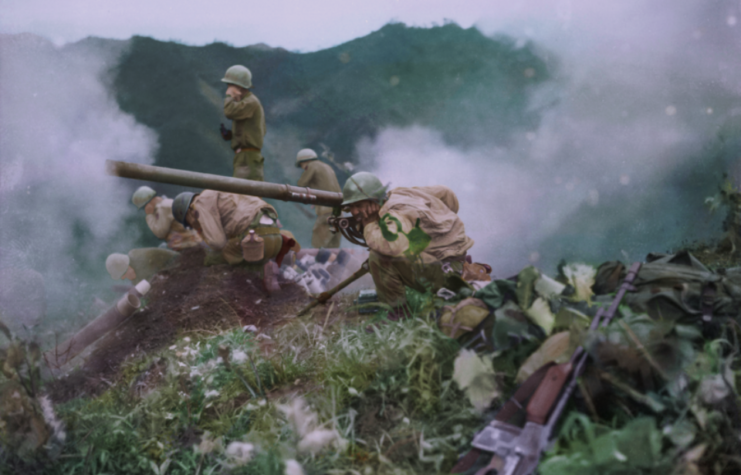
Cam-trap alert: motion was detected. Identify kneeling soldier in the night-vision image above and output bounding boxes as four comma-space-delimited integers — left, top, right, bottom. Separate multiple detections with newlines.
172, 190, 299, 292
341, 172, 475, 318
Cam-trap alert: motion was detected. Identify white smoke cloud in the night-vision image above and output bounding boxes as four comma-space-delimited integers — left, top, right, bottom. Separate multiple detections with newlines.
0, 34, 158, 338
365, 0, 741, 276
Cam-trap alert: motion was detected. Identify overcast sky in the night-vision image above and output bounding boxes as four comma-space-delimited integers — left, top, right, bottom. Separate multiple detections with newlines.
0, 0, 497, 50
5, 0, 737, 52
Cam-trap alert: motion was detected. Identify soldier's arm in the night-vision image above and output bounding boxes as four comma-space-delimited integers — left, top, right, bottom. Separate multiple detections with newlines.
297, 167, 315, 188
224, 95, 258, 120
364, 211, 412, 257
193, 202, 228, 250
146, 211, 172, 239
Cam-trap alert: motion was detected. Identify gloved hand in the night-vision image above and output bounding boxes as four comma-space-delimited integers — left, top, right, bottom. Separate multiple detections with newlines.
220, 123, 232, 141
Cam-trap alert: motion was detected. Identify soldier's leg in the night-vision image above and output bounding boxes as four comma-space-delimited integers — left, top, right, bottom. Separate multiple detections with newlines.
232, 150, 264, 181
246, 151, 265, 182
368, 251, 410, 308
311, 214, 341, 249
233, 150, 250, 179
370, 252, 450, 305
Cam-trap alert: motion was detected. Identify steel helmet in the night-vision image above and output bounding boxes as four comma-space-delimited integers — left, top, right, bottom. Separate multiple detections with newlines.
221, 65, 252, 89
341, 172, 388, 207
131, 186, 157, 209
172, 192, 196, 226
106, 253, 130, 280
295, 148, 318, 167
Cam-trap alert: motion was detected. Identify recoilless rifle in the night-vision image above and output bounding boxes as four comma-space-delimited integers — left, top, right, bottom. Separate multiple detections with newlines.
105, 160, 370, 306
452, 262, 642, 475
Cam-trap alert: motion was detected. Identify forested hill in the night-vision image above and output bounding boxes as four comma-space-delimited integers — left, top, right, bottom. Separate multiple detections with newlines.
108, 23, 549, 231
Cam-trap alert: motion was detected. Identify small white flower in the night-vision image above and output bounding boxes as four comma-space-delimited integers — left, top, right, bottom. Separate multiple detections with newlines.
165, 413, 175, 420
184, 337, 191, 342
402, 417, 410, 424
243, 325, 258, 333
298, 429, 345, 455
232, 350, 248, 363
169, 345, 177, 350
285, 459, 305, 475
204, 390, 220, 398
225, 441, 254, 466
348, 387, 359, 396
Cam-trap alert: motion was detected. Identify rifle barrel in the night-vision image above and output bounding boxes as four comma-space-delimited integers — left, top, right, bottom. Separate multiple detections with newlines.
105, 160, 344, 207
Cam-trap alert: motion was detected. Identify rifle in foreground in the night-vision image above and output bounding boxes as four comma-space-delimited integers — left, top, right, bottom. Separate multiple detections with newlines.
452, 262, 642, 475
298, 260, 370, 316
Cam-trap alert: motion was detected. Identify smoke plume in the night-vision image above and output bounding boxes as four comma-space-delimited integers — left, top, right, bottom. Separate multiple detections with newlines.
364, 0, 741, 276
0, 34, 158, 340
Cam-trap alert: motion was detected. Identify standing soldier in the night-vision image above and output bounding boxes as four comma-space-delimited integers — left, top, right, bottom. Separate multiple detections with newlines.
171, 190, 300, 292
219, 65, 266, 181
296, 148, 342, 249
131, 186, 202, 251
341, 172, 475, 317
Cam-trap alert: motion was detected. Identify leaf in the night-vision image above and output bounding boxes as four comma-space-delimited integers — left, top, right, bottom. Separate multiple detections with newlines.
491, 306, 531, 351
516, 331, 572, 383
378, 213, 401, 242
401, 218, 431, 258
452, 349, 500, 412
525, 297, 556, 335
560, 263, 596, 303
515, 266, 540, 309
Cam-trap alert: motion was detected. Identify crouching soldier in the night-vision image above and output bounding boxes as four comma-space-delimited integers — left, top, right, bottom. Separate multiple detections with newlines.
106, 248, 180, 285
341, 172, 475, 319
172, 190, 300, 292
131, 186, 202, 250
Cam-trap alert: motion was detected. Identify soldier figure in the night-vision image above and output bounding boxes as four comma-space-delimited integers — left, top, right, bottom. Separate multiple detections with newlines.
131, 186, 202, 251
106, 248, 180, 285
172, 190, 299, 292
295, 148, 342, 249
220, 65, 266, 181
341, 172, 474, 317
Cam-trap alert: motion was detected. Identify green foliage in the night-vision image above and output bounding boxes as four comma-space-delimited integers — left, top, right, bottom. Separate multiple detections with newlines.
540, 415, 672, 475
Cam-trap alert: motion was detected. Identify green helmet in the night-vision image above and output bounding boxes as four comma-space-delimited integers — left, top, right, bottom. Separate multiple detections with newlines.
341, 172, 388, 207
172, 192, 196, 226
295, 148, 318, 167
221, 65, 252, 89
132, 186, 156, 209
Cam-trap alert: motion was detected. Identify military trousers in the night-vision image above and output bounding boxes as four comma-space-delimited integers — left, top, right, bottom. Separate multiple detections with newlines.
312, 213, 342, 249
369, 251, 461, 307
233, 149, 264, 182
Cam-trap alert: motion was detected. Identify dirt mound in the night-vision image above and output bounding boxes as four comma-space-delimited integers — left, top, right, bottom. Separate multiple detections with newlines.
48, 247, 338, 402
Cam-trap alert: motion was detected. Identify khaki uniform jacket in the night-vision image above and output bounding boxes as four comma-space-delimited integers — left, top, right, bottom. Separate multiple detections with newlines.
363, 186, 473, 263
224, 91, 265, 151
145, 198, 202, 250
128, 248, 180, 284
297, 160, 342, 216
192, 190, 277, 264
